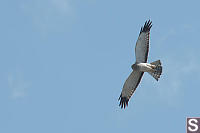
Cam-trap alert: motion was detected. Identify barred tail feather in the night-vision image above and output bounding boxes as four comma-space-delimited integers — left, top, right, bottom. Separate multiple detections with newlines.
148, 60, 162, 81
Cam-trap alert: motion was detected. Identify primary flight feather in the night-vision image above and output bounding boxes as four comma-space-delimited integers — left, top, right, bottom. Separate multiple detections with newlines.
118, 20, 162, 109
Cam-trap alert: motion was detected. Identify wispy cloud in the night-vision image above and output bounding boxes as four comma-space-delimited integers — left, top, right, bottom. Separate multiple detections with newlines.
51, 0, 72, 15
20, 0, 74, 33
155, 28, 176, 46
8, 71, 29, 99
21, 0, 73, 16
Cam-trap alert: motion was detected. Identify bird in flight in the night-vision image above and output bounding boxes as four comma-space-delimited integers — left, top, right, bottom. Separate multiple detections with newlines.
118, 20, 162, 109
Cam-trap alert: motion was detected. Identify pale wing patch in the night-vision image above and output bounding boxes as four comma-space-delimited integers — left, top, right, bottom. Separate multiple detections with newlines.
119, 70, 144, 108
135, 32, 149, 63
135, 20, 152, 63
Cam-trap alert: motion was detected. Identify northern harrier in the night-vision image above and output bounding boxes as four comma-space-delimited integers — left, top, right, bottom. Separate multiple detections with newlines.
118, 20, 162, 109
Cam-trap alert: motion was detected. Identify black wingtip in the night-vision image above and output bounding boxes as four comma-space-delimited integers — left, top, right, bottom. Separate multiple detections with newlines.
140, 19, 152, 34
118, 94, 129, 109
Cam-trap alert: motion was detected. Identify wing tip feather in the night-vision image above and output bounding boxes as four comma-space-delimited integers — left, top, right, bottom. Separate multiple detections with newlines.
118, 94, 129, 109
140, 19, 152, 34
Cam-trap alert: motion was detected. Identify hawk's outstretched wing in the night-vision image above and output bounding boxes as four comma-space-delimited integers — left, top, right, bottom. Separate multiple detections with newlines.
118, 71, 144, 108
135, 20, 152, 63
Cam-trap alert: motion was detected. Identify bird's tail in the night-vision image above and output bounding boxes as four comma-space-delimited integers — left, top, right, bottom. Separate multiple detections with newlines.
148, 60, 162, 81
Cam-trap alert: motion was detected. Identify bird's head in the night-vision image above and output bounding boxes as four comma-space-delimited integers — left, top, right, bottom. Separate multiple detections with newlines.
131, 64, 136, 70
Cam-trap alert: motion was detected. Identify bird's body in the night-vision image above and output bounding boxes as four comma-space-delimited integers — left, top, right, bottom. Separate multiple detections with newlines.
118, 20, 162, 109
132, 63, 156, 73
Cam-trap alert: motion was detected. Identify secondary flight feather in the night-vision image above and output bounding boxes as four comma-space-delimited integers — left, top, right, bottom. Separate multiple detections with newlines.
118, 20, 162, 109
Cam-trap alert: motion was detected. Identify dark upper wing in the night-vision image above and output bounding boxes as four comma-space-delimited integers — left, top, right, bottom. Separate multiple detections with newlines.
135, 20, 152, 63
118, 70, 144, 109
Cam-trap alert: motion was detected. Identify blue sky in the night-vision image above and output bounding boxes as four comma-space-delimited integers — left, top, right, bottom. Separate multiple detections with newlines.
1, 0, 200, 133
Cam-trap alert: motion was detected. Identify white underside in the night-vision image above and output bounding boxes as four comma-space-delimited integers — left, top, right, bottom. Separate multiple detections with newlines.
136, 63, 155, 72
